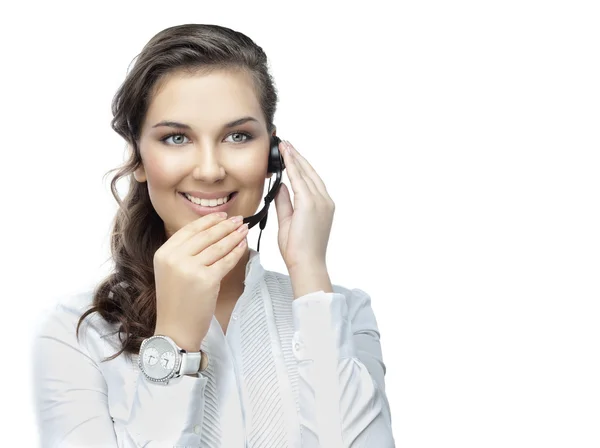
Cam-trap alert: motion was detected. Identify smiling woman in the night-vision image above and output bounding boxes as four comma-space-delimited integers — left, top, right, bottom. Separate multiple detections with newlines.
31, 23, 395, 448
131, 67, 272, 240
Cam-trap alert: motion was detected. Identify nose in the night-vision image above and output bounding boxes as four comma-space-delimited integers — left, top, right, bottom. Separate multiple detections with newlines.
191, 142, 226, 182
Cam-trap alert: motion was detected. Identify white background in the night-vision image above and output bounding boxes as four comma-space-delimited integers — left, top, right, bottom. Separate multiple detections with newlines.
1, 0, 598, 446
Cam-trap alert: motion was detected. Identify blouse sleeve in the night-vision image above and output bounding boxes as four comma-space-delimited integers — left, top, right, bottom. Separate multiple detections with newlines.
31, 301, 210, 447
292, 288, 395, 448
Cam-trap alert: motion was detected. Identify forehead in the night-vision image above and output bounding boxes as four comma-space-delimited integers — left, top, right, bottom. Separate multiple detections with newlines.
144, 68, 263, 130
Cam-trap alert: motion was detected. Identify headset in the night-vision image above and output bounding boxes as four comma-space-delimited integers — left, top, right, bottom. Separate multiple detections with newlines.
243, 134, 286, 252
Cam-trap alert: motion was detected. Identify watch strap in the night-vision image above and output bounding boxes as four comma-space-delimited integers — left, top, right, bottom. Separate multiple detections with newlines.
179, 351, 202, 375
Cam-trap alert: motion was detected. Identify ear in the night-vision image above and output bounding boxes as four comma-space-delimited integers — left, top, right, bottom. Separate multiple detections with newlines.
130, 145, 147, 183
133, 165, 147, 182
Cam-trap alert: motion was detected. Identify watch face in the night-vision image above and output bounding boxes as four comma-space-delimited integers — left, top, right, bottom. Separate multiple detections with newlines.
160, 351, 176, 370
139, 336, 181, 383
143, 347, 159, 366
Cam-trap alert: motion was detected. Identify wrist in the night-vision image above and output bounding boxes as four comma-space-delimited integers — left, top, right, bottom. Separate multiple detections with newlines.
289, 262, 333, 298
287, 259, 328, 276
153, 326, 204, 352
139, 334, 208, 383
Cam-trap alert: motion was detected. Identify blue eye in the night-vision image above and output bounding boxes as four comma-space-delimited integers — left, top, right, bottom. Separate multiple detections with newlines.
160, 133, 190, 145
225, 132, 253, 143
159, 131, 254, 146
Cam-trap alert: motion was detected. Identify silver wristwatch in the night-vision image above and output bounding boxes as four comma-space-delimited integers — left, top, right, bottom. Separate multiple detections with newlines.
138, 335, 207, 385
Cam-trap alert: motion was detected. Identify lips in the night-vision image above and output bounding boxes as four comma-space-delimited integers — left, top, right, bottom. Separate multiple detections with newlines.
181, 191, 236, 200
181, 191, 235, 201
179, 191, 239, 216
180, 191, 237, 204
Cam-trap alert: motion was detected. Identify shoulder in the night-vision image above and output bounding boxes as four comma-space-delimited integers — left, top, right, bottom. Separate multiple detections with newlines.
30, 290, 123, 394
32, 288, 116, 347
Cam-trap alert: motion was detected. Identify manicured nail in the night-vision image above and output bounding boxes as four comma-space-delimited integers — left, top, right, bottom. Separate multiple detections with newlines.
284, 141, 294, 155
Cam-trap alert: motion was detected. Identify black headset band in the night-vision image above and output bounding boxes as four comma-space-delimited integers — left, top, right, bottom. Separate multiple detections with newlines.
242, 135, 285, 243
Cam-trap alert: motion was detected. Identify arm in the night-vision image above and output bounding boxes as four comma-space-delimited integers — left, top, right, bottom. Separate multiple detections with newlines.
292, 288, 395, 448
31, 300, 209, 447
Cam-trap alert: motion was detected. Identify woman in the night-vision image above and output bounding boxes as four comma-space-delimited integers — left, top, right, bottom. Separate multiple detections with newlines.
32, 23, 395, 447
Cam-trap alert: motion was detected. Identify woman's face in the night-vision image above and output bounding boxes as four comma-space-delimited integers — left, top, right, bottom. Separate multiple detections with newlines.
133, 68, 274, 238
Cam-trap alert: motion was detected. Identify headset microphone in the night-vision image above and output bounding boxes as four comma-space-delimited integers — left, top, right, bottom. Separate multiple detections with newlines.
242, 135, 286, 252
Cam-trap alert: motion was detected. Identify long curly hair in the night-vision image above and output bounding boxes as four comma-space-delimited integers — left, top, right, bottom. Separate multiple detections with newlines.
76, 24, 279, 362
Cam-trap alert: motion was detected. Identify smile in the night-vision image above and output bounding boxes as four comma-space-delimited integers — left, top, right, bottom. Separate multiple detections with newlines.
179, 191, 238, 215
182, 192, 234, 207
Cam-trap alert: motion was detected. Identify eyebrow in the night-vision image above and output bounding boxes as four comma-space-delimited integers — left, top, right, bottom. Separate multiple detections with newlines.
152, 116, 259, 130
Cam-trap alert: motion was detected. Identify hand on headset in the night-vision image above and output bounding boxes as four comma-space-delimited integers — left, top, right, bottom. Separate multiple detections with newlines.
273, 140, 335, 273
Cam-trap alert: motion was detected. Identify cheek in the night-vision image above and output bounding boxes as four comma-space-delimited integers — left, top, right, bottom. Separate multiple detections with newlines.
232, 152, 269, 183
143, 152, 184, 186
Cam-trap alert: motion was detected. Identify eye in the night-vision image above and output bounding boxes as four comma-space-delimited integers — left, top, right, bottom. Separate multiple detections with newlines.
225, 132, 253, 143
160, 133, 189, 146
159, 131, 254, 146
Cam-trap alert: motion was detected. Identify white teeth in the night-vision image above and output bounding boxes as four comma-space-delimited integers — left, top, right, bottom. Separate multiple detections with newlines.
184, 193, 230, 207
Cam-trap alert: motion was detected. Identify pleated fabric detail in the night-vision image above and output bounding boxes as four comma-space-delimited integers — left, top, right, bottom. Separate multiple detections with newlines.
241, 277, 288, 447
199, 336, 222, 448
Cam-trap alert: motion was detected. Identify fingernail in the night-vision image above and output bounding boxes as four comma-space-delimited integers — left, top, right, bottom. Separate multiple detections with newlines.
237, 223, 249, 232
284, 141, 294, 155
230, 215, 243, 223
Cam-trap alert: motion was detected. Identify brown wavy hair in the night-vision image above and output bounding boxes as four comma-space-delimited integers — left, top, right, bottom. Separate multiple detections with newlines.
76, 24, 279, 362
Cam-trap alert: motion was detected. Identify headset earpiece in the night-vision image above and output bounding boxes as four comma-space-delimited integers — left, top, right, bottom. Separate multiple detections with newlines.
243, 133, 287, 252
267, 135, 285, 173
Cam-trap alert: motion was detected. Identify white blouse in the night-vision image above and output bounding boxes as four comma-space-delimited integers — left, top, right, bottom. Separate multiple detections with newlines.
32, 248, 395, 447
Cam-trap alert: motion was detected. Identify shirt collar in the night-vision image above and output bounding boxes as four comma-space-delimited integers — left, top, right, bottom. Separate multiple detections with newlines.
244, 247, 265, 288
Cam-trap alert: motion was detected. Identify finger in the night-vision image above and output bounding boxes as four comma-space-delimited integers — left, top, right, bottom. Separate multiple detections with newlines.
197, 220, 249, 265
206, 234, 248, 277
283, 141, 320, 197
178, 215, 246, 256
166, 212, 228, 248
284, 141, 332, 201
274, 182, 293, 226
280, 140, 312, 198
